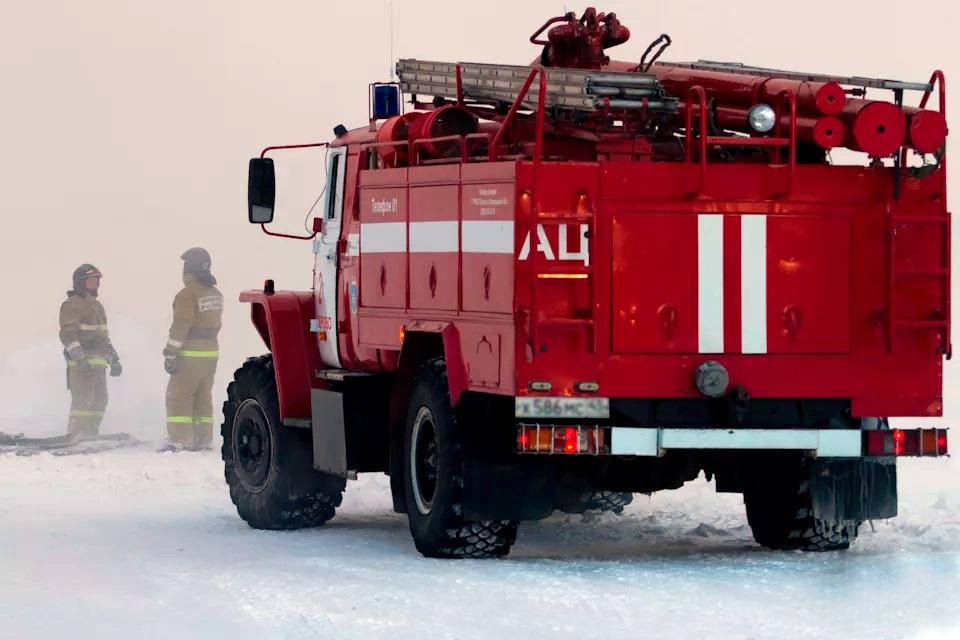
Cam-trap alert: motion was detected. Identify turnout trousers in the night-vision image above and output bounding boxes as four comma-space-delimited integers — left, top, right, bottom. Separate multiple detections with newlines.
166, 353, 218, 449
67, 359, 109, 436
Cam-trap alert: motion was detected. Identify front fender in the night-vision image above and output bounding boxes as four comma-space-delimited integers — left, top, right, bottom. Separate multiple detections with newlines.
240, 289, 318, 422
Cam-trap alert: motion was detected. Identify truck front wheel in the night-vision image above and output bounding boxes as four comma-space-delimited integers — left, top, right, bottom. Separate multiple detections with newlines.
222, 355, 345, 530
403, 359, 518, 558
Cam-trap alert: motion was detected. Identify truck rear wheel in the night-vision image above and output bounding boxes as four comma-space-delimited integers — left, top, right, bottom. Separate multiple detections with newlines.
403, 359, 518, 558
744, 472, 859, 552
222, 355, 345, 530
557, 490, 634, 515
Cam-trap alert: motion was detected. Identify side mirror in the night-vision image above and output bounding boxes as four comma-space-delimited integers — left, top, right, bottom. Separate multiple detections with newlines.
248, 158, 276, 224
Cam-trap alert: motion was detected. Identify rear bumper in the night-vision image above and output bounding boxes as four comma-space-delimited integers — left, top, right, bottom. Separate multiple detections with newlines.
517, 424, 949, 458
612, 427, 861, 457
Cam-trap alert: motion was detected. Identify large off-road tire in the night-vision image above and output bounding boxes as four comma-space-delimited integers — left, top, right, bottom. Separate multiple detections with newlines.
744, 474, 859, 552
222, 355, 345, 530
557, 490, 634, 515
403, 358, 518, 558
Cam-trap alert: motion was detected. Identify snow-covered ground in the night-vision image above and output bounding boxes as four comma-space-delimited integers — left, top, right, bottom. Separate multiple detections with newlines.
0, 445, 957, 640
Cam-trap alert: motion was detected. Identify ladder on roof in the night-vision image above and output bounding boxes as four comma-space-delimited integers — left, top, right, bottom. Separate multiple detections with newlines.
396, 59, 677, 114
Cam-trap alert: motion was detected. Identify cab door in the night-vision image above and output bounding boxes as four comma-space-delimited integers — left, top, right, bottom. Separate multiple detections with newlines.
314, 146, 347, 367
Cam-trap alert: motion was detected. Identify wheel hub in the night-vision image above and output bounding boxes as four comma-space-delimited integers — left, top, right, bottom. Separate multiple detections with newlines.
233, 399, 272, 490
411, 407, 439, 515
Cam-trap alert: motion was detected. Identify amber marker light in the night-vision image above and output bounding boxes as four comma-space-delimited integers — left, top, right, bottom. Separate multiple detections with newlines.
536, 273, 589, 279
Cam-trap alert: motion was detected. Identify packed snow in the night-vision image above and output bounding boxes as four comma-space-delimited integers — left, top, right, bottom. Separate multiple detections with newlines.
1, 444, 958, 640
2, 330, 959, 639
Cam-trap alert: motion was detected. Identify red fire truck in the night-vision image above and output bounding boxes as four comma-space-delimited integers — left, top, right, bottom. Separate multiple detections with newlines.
226, 8, 950, 557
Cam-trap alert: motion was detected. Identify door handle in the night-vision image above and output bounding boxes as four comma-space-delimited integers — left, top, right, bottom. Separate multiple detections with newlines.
783, 305, 802, 342
658, 303, 678, 342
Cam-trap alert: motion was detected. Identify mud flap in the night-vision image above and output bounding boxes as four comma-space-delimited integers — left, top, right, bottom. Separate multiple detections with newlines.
311, 389, 348, 477
311, 381, 390, 478
809, 458, 898, 522
463, 458, 556, 521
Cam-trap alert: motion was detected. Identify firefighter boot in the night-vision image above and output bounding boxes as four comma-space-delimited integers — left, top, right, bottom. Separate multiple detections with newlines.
193, 420, 214, 450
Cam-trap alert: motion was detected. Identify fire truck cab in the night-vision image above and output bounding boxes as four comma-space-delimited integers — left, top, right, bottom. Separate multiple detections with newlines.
225, 8, 949, 558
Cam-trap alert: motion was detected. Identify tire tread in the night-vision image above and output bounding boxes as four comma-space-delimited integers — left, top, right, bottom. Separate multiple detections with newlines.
745, 472, 859, 552
405, 358, 518, 559
222, 355, 345, 531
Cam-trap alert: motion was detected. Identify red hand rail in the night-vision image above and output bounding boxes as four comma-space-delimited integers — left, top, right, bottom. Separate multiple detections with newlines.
919, 70, 948, 201
464, 132, 493, 160
411, 134, 467, 165
918, 70, 949, 358
534, 71, 547, 167
528, 70, 549, 356
489, 68, 541, 161
361, 139, 409, 169
685, 87, 798, 198
684, 86, 708, 194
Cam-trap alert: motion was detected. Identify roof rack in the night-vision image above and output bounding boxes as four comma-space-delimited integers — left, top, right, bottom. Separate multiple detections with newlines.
656, 60, 934, 93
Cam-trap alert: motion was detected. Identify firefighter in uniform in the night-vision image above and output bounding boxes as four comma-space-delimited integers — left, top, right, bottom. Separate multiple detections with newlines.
163, 248, 224, 450
59, 264, 122, 436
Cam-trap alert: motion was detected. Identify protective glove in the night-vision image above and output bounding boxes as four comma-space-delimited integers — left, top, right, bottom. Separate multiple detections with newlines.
110, 361, 123, 377
105, 342, 121, 365
164, 355, 178, 375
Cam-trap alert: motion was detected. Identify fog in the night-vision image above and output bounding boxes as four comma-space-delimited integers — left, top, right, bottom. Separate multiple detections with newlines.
1, 4, 958, 637
0, 0, 955, 438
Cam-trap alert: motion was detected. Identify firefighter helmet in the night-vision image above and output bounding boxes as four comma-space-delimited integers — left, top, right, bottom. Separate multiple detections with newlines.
181, 247, 216, 285
72, 264, 102, 293
181, 247, 212, 273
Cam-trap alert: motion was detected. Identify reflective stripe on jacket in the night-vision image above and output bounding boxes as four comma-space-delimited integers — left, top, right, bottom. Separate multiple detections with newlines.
59, 291, 113, 358
164, 273, 224, 357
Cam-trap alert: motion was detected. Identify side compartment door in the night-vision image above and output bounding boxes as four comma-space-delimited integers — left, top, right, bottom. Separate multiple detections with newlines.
611, 213, 700, 353
314, 146, 347, 367
359, 184, 407, 309
765, 215, 851, 354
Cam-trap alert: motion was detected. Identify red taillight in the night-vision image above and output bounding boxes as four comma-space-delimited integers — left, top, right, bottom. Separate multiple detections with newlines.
517, 425, 606, 455
893, 429, 906, 456
864, 428, 948, 457
518, 431, 530, 449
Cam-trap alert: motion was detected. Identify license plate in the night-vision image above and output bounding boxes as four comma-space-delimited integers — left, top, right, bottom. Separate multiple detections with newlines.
515, 397, 610, 419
